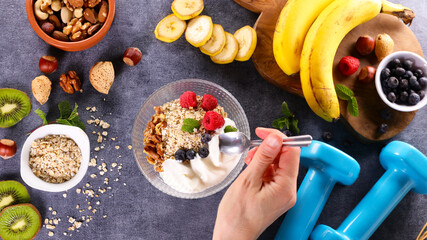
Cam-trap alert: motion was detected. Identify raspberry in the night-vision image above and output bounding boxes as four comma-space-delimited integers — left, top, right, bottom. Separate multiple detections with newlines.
339, 56, 360, 76
203, 111, 225, 131
201, 94, 218, 111
180, 91, 197, 109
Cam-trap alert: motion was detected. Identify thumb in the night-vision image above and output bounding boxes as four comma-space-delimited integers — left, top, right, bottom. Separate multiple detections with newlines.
246, 133, 282, 180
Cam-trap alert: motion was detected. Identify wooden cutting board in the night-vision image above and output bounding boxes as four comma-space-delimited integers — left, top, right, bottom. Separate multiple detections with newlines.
234, 0, 424, 141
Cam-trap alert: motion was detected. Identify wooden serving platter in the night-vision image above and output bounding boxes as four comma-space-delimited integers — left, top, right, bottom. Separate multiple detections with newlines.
234, 0, 424, 141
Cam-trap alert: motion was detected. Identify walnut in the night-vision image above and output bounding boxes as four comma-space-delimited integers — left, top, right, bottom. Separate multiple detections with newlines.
59, 71, 82, 94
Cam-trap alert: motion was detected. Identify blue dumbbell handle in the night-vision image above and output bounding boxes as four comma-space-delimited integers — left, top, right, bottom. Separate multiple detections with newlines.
335, 169, 413, 240
275, 169, 336, 240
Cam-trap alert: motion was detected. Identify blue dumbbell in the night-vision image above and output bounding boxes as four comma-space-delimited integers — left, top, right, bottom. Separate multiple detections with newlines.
310, 141, 427, 240
275, 140, 360, 240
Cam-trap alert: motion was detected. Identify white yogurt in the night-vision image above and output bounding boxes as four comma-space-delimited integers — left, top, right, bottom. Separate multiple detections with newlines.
160, 118, 242, 193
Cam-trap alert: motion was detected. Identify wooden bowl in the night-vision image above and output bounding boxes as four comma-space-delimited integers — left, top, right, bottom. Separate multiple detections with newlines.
26, 0, 115, 52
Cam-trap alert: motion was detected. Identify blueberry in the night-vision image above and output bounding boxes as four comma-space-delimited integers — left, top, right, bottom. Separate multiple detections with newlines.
201, 133, 212, 143
395, 67, 406, 77
174, 149, 186, 161
409, 76, 419, 87
380, 109, 392, 120
419, 90, 426, 99
402, 59, 414, 70
387, 92, 397, 103
387, 77, 399, 88
381, 68, 391, 80
378, 123, 388, 134
399, 79, 409, 90
408, 92, 421, 105
283, 129, 293, 137
410, 78, 421, 91
403, 71, 413, 79
399, 91, 409, 102
391, 69, 397, 76
419, 77, 427, 87
322, 131, 333, 142
388, 58, 401, 69
198, 147, 209, 158
414, 69, 424, 78
186, 149, 196, 160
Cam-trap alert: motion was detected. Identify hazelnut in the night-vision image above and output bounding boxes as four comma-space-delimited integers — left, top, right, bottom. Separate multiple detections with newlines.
358, 66, 376, 83
375, 33, 394, 61
0, 139, 17, 160
356, 35, 375, 56
123, 47, 142, 66
39, 56, 58, 74
41, 22, 55, 35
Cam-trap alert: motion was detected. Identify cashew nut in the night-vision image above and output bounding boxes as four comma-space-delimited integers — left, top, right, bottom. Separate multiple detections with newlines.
74, 7, 83, 18
51, 0, 61, 11
34, 0, 49, 21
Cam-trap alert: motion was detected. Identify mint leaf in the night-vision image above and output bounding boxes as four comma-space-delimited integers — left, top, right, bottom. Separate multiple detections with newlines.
57, 119, 72, 126
348, 96, 359, 117
335, 84, 354, 101
70, 118, 85, 131
181, 125, 197, 133
272, 117, 289, 130
68, 103, 79, 121
35, 109, 48, 125
281, 101, 292, 118
224, 125, 238, 133
183, 118, 200, 129
58, 101, 72, 119
289, 118, 300, 135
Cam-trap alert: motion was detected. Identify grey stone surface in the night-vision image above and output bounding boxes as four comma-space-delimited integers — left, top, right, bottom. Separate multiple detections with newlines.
0, 0, 426, 239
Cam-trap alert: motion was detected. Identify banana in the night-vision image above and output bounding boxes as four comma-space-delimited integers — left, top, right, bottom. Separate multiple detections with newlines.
155, 14, 187, 43
273, 0, 335, 76
211, 32, 238, 64
300, 0, 414, 122
200, 24, 226, 56
234, 25, 257, 62
172, 0, 204, 20
185, 15, 213, 47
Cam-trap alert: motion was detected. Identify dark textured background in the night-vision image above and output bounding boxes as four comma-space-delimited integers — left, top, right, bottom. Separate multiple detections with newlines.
1, 0, 426, 239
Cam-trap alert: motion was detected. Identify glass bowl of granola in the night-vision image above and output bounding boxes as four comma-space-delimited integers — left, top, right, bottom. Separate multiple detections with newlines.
132, 79, 250, 199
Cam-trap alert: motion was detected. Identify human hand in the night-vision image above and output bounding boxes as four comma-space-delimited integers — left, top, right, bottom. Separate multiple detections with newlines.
213, 128, 301, 240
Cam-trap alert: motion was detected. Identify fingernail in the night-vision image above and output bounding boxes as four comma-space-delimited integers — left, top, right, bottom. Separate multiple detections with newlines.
265, 135, 280, 148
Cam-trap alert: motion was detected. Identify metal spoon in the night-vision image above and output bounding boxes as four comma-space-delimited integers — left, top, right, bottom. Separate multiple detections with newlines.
219, 132, 312, 155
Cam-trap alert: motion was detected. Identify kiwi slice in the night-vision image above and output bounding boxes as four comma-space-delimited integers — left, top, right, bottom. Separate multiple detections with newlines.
0, 204, 41, 240
0, 88, 31, 128
0, 181, 30, 211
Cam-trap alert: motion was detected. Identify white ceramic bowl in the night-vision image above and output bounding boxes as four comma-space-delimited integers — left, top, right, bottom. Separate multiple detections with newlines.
132, 79, 250, 199
20, 124, 90, 192
375, 51, 427, 112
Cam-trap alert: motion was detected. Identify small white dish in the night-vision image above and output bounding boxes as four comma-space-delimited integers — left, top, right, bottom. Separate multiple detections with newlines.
20, 124, 90, 192
375, 51, 427, 112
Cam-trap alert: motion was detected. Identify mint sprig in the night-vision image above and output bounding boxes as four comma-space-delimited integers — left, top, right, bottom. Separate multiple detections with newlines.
181, 118, 200, 133
272, 101, 300, 135
335, 84, 359, 117
224, 125, 238, 133
35, 100, 85, 131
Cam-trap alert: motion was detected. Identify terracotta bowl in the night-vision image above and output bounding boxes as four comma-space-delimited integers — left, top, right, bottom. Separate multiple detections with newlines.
26, 0, 115, 52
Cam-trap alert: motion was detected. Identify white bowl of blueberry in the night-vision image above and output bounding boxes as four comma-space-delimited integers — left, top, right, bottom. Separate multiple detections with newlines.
376, 51, 427, 112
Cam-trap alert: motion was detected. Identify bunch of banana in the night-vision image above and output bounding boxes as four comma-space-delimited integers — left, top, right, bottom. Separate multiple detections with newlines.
273, 0, 415, 122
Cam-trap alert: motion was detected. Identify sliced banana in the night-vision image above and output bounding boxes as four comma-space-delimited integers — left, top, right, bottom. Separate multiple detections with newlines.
200, 24, 226, 56
211, 32, 238, 64
172, 0, 204, 20
155, 14, 187, 43
234, 25, 257, 61
185, 15, 213, 47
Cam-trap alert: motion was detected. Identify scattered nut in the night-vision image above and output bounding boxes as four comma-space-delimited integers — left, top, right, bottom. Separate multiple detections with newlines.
32, 75, 52, 105
356, 35, 375, 56
41, 22, 55, 35
98, 1, 108, 23
60, 6, 73, 24
34, 0, 49, 20
0, 139, 17, 160
59, 71, 82, 94
375, 33, 394, 61
123, 47, 142, 66
39, 56, 58, 74
358, 66, 376, 83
